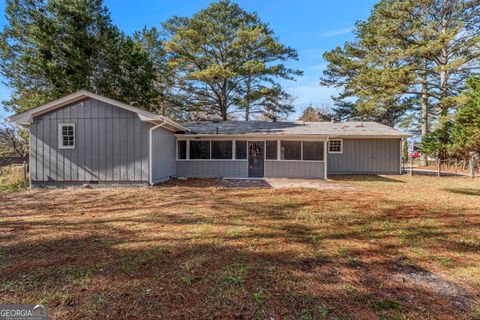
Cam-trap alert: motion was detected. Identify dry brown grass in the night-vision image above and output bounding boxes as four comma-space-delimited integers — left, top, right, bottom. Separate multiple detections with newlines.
0, 175, 479, 319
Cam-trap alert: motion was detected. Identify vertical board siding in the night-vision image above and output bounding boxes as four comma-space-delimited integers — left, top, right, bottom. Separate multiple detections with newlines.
176, 161, 248, 178
30, 98, 150, 182
151, 127, 176, 183
327, 139, 401, 174
265, 161, 325, 179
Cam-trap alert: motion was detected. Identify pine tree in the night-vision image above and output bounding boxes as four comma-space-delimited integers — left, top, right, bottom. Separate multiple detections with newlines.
450, 77, 480, 156
163, 0, 301, 120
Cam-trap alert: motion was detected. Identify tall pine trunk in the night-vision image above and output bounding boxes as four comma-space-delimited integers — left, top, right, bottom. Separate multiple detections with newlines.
244, 78, 251, 121
420, 59, 429, 166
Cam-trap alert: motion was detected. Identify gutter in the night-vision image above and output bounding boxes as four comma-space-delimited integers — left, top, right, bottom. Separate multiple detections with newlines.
149, 119, 167, 186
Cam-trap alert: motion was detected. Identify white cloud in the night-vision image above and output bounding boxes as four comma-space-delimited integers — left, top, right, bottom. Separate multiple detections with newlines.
318, 27, 353, 38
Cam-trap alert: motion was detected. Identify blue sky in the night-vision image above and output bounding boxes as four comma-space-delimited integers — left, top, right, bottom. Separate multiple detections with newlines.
0, 0, 378, 120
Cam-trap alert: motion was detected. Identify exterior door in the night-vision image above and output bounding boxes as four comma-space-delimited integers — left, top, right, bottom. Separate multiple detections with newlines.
248, 141, 264, 177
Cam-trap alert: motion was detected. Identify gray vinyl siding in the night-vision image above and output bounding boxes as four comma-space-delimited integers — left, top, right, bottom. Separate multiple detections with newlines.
265, 161, 325, 179
327, 139, 401, 174
151, 127, 176, 183
30, 98, 150, 182
176, 160, 248, 178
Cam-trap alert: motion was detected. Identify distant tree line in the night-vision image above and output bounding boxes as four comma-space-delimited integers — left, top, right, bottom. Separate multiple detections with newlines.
321, 0, 480, 163
0, 0, 302, 122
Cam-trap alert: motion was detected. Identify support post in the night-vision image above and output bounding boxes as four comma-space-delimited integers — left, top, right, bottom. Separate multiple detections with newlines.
23, 161, 27, 191
409, 157, 413, 176
454, 160, 458, 177
437, 158, 441, 178
470, 157, 475, 179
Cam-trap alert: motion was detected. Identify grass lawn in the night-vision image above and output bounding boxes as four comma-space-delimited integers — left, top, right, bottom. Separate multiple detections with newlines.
0, 175, 479, 319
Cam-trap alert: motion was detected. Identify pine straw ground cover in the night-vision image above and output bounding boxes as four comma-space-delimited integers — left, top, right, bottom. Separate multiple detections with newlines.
0, 176, 479, 320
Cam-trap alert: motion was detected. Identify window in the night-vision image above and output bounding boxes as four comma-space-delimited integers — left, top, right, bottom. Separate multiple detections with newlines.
280, 141, 301, 160
190, 140, 210, 159
329, 139, 343, 153
235, 140, 247, 159
177, 140, 187, 159
58, 123, 75, 149
266, 141, 277, 160
212, 141, 232, 159
303, 141, 324, 161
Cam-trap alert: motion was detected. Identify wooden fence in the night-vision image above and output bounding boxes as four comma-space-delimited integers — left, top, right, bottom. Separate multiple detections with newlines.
0, 157, 28, 167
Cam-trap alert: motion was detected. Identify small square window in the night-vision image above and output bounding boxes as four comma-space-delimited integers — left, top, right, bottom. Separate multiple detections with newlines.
329, 139, 342, 153
59, 123, 75, 149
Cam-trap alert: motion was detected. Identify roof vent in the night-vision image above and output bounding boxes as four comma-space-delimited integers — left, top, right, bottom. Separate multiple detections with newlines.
212, 119, 220, 123
272, 116, 277, 123
130, 101, 139, 107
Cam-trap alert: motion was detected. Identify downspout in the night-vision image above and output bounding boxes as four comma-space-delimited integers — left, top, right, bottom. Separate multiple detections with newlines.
149, 119, 166, 186
324, 137, 329, 180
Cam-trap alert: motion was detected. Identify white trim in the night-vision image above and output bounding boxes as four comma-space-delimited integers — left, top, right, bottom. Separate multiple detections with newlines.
58, 123, 76, 150
328, 139, 343, 154
8, 90, 187, 132
149, 119, 166, 185
277, 140, 281, 161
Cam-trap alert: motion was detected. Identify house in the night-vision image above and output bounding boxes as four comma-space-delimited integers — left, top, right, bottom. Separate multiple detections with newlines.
8, 90, 409, 186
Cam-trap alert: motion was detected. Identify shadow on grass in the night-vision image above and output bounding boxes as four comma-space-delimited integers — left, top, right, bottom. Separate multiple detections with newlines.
0, 187, 478, 319
444, 188, 480, 196
329, 175, 406, 183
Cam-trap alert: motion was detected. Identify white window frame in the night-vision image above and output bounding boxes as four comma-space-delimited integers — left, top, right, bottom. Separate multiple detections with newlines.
58, 123, 76, 150
328, 139, 343, 154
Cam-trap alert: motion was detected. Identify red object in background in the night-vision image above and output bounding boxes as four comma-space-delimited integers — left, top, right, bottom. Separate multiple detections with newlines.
409, 151, 421, 159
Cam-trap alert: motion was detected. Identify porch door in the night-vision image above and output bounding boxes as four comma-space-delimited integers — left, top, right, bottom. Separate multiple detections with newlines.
248, 141, 264, 177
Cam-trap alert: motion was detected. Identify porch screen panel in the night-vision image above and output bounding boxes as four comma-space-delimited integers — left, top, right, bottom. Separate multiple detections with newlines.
303, 141, 324, 161
190, 140, 210, 159
266, 141, 278, 160
280, 141, 301, 160
235, 140, 247, 159
177, 141, 187, 159
212, 141, 233, 159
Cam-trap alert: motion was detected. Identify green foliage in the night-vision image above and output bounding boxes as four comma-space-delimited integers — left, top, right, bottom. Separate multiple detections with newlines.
321, 0, 480, 132
163, 0, 301, 120
450, 77, 480, 156
251, 291, 267, 303
180, 276, 193, 286
420, 119, 453, 158
0, 0, 173, 115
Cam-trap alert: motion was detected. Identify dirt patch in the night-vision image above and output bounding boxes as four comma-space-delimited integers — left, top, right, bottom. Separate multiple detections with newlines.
391, 257, 473, 310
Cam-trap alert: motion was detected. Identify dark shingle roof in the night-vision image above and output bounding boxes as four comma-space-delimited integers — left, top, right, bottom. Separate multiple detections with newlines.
181, 121, 409, 137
